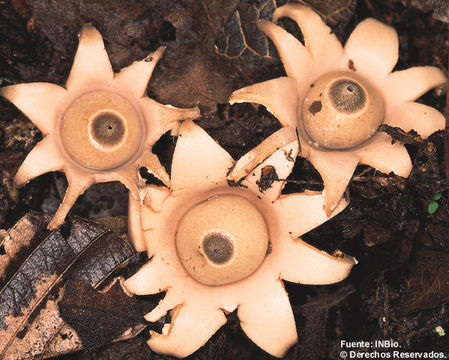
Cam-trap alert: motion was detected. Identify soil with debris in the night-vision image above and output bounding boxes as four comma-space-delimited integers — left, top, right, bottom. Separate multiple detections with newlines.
0, 0, 448, 359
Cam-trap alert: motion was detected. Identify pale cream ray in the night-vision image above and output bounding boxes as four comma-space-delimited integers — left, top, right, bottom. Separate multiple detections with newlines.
128, 193, 146, 251
139, 202, 179, 258
171, 121, 234, 191
258, 20, 314, 80
274, 4, 344, 66
142, 185, 171, 213
136, 151, 170, 187
238, 279, 297, 358
113, 165, 141, 200
47, 175, 95, 230
229, 77, 298, 128
145, 289, 183, 322
385, 66, 446, 105
356, 133, 412, 177
0, 83, 68, 135
386, 102, 445, 139
114, 46, 165, 98
278, 238, 355, 284
242, 140, 299, 202
124, 256, 173, 295
148, 302, 227, 358
344, 18, 398, 76
307, 147, 359, 215
273, 192, 347, 240
139, 97, 200, 142
228, 127, 297, 182
66, 24, 114, 90
14, 136, 65, 187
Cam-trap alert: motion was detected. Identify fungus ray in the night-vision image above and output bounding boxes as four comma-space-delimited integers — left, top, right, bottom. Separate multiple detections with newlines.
66, 25, 114, 89
144, 289, 183, 322
344, 18, 398, 76
14, 137, 65, 186
139, 203, 163, 232
136, 151, 171, 186
47, 176, 95, 230
278, 239, 355, 285
273, 192, 347, 240
114, 46, 166, 98
139, 97, 200, 140
356, 133, 412, 177
128, 194, 146, 251
242, 140, 299, 202
238, 279, 297, 358
125, 256, 174, 296
387, 102, 445, 139
385, 66, 447, 105
274, 3, 344, 65
139, 202, 178, 257
148, 303, 227, 358
0, 83, 68, 135
258, 20, 313, 79
171, 121, 234, 191
228, 127, 297, 182
229, 77, 298, 128
306, 148, 359, 214
113, 164, 142, 200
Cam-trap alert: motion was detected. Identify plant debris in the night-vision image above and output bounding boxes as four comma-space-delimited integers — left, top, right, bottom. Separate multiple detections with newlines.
0, 213, 151, 359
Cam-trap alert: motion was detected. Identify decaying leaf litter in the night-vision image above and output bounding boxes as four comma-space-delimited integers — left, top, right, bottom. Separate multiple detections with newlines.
0, 0, 449, 359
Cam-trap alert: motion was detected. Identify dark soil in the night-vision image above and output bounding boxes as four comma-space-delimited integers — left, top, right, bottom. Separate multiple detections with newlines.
0, 0, 448, 359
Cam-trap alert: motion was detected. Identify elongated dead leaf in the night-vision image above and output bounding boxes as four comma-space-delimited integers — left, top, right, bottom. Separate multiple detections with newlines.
58, 279, 149, 353
215, 0, 356, 61
0, 213, 142, 359
0, 212, 50, 279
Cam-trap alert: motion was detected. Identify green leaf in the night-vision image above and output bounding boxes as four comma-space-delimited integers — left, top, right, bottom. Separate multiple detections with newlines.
434, 193, 442, 201
428, 201, 439, 214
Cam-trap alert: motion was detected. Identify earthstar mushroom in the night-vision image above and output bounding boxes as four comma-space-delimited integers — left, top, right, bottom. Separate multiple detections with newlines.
125, 120, 356, 358
1, 24, 199, 229
230, 3, 447, 214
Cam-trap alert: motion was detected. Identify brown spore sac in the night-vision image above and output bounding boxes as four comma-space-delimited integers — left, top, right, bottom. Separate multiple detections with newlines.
202, 232, 234, 264
91, 113, 125, 147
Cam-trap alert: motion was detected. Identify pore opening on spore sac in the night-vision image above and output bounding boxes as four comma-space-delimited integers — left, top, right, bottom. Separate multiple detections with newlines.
202, 232, 234, 265
329, 79, 366, 113
91, 112, 125, 146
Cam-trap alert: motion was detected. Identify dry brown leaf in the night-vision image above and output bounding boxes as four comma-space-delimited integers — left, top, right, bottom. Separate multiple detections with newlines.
0, 213, 141, 359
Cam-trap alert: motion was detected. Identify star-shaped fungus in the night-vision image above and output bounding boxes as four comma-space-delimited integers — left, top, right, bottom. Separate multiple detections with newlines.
1, 25, 199, 229
230, 4, 447, 214
125, 120, 356, 358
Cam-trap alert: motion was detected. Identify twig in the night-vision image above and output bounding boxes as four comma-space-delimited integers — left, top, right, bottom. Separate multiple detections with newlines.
200, 0, 217, 38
